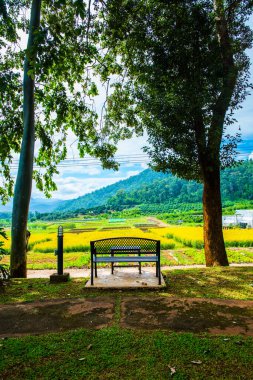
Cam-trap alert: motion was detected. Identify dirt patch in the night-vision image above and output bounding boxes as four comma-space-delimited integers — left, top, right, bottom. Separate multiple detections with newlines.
1, 294, 253, 338
68, 228, 97, 233
162, 250, 178, 264
147, 217, 169, 227
229, 247, 253, 252
0, 297, 114, 338
121, 297, 253, 336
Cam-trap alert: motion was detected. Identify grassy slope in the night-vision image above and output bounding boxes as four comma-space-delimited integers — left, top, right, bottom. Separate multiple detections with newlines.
1, 267, 253, 379
1, 328, 252, 380
1, 267, 252, 304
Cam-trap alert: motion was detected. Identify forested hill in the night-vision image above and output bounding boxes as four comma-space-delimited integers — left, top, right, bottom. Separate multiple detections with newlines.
56, 169, 165, 212
58, 161, 253, 212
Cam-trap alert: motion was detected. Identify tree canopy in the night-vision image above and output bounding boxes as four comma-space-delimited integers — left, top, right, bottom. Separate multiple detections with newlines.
0, 0, 124, 204
99, 0, 252, 179
97, 0, 253, 266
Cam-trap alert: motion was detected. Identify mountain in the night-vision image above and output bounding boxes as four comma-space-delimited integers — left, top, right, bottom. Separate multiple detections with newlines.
0, 198, 63, 213
56, 170, 166, 212
2, 161, 252, 215
57, 160, 253, 212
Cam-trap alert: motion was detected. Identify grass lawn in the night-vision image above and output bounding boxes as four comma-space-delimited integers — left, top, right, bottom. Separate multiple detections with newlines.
0, 267, 253, 379
0, 267, 252, 304
1, 327, 253, 379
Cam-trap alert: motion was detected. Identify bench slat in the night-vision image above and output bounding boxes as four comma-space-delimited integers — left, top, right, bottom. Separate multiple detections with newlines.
111, 246, 140, 251
94, 256, 158, 263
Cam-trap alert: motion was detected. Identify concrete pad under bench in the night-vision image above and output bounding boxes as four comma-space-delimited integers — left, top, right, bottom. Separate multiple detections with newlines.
85, 267, 166, 289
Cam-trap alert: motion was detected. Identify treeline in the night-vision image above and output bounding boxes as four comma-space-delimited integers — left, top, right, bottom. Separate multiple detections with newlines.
56, 160, 253, 213
107, 161, 253, 208
23, 160, 253, 221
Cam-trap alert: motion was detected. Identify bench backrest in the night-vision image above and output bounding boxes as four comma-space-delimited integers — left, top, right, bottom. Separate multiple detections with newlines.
91, 237, 160, 255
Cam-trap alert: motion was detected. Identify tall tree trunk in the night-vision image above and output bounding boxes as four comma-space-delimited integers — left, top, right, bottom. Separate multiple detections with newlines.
203, 166, 229, 266
10, 0, 42, 278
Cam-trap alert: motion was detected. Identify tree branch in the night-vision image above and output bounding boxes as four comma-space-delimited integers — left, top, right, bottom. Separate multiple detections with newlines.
86, 0, 92, 46
208, 0, 238, 157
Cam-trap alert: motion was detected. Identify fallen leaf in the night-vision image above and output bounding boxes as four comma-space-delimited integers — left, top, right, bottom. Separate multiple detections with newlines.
191, 361, 202, 365
235, 341, 244, 346
169, 367, 176, 376
87, 344, 92, 350
79, 358, 85, 361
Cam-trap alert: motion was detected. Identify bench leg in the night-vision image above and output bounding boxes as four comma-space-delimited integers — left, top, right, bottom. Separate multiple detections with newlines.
158, 261, 161, 285
91, 258, 94, 286
138, 252, 141, 274
95, 262, 97, 278
111, 252, 114, 274
156, 261, 158, 277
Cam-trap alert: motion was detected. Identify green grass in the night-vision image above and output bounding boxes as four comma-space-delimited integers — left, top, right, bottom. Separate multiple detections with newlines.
0, 327, 252, 379
164, 267, 253, 300
0, 267, 252, 304
1, 267, 253, 379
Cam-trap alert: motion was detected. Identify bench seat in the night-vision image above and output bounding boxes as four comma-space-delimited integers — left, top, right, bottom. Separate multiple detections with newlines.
94, 256, 158, 263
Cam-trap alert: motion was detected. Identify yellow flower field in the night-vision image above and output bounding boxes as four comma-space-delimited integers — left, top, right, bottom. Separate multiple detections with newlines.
2, 226, 253, 258
165, 227, 253, 248
1, 224, 253, 268
30, 228, 175, 253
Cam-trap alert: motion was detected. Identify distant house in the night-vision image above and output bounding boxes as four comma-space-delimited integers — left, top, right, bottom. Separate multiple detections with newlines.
222, 210, 253, 228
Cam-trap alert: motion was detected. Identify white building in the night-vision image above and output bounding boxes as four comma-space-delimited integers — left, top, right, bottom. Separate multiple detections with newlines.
222, 210, 253, 228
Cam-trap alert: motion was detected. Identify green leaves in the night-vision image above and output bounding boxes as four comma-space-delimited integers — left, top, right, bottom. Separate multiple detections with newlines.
0, 0, 121, 202
98, 0, 252, 180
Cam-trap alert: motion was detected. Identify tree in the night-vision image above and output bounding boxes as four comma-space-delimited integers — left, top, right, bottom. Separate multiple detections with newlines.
99, 0, 253, 266
0, 1, 119, 277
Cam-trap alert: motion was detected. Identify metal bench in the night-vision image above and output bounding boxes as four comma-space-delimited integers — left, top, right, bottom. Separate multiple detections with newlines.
90, 237, 161, 285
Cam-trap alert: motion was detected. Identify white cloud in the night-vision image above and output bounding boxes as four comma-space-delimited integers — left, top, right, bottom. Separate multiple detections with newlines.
32, 176, 127, 200
59, 166, 101, 176
126, 170, 142, 178
141, 162, 149, 169
116, 133, 148, 155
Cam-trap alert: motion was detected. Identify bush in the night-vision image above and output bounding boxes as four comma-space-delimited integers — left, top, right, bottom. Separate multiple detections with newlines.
0, 227, 10, 281
161, 242, 176, 249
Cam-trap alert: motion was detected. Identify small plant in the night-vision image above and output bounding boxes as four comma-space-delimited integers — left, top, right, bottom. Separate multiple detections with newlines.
0, 227, 10, 280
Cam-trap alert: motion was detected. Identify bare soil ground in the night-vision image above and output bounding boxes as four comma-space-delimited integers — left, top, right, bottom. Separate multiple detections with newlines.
0, 297, 114, 338
147, 217, 169, 227
0, 296, 252, 338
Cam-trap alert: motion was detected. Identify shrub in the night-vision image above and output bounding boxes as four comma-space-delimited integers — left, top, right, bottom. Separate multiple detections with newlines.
0, 227, 10, 281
